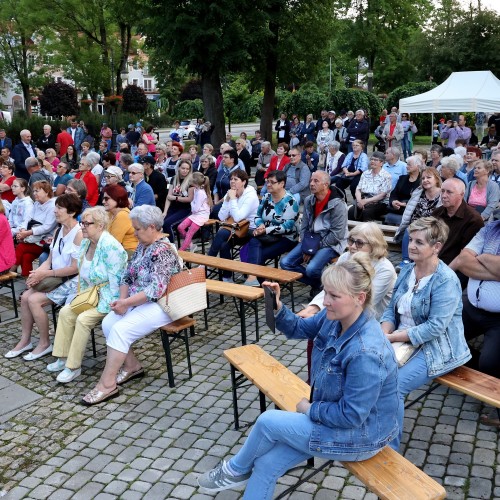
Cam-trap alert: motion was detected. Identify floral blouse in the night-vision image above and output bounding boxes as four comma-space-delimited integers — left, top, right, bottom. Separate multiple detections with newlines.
121, 237, 181, 300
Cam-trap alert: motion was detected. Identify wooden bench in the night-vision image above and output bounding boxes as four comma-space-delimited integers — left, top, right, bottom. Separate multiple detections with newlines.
407, 365, 500, 410
0, 271, 19, 321
175, 219, 218, 254
159, 317, 195, 388
224, 344, 446, 500
206, 279, 264, 345
179, 251, 302, 311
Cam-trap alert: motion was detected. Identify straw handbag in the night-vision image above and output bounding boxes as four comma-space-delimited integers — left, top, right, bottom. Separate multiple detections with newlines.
158, 267, 207, 321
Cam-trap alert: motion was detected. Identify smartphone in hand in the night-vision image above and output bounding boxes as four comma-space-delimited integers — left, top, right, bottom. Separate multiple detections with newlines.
264, 285, 277, 333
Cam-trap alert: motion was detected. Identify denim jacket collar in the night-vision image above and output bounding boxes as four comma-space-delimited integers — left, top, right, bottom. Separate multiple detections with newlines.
331, 310, 371, 352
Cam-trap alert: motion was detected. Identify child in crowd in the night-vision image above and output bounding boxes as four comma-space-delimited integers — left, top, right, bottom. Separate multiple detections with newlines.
8, 178, 34, 236
177, 172, 212, 251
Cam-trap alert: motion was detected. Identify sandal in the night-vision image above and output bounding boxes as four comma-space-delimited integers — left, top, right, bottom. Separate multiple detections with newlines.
81, 387, 119, 406
479, 409, 500, 428
116, 367, 145, 386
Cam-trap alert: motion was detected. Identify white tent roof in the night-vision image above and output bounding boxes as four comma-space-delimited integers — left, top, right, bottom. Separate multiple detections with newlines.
399, 71, 500, 113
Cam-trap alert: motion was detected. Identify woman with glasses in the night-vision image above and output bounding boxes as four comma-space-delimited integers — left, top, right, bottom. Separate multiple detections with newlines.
102, 184, 138, 258
5, 194, 83, 361
13, 180, 57, 276
381, 217, 470, 450
75, 157, 99, 206
46, 206, 127, 384
299, 222, 397, 376
244, 170, 299, 286
331, 139, 369, 198
54, 162, 73, 196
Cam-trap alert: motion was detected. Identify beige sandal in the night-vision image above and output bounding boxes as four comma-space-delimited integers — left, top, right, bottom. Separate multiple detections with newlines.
81, 387, 119, 406
116, 367, 145, 386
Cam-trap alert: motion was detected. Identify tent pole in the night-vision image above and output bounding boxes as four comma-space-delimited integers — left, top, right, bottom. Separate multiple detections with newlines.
431, 113, 434, 148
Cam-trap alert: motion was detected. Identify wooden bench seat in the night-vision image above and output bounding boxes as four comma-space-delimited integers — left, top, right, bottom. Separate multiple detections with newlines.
159, 317, 196, 387
206, 279, 264, 345
179, 251, 302, 310
224, 344, 446, 500
0, 271, 19, 321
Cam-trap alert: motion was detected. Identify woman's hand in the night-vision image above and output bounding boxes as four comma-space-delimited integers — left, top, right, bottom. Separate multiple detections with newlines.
380, 321, 395, 335
226, 189, 237, 201
356, 199, 365, 209
110, 298, 129, 316
296, 398, 311, 414
262, 281, 282, 311
17, 229, 31, 241
386, 329, 410, 343
253, 225, 266, 237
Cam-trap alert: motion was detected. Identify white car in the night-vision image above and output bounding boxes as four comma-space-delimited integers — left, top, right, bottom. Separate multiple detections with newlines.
179, 119, 198, 140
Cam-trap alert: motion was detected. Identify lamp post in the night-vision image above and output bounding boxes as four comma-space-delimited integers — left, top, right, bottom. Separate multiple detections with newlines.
367, 69, 374, 92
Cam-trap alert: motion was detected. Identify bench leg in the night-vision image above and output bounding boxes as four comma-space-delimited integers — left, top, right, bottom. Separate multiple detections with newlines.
290, 283, 296, 313
405, 382, 439, 409
259, 390, 266, 413
230, 365, 240, 430
203, 308, 208, 330
91, 329, 96, 358
10, 279, 18, 319
240, 298, 246, 345
160, 330, 176, 388
182, 328, 193, 379
254, 300, 259, 342
275, 460, 331, 500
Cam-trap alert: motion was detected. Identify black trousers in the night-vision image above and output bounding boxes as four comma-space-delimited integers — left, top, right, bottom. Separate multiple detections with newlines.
462, 294, 500, 378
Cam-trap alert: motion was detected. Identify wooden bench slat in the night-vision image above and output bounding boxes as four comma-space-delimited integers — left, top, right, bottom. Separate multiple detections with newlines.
344, 447, 446, 500
436, 366, 500, 408
179, 251, 302, 283
224, 345, 446, 500
0, 271, 18, 282
206, 279, 264, 301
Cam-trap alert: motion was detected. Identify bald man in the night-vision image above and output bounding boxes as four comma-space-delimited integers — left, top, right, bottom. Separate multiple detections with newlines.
432, 178, 484, 265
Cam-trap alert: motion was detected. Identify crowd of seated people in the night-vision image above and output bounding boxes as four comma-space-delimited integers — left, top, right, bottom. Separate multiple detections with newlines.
0, 112, 498, 436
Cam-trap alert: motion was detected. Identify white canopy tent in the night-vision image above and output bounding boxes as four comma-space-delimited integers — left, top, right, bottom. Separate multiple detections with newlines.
399, 71, 500, 113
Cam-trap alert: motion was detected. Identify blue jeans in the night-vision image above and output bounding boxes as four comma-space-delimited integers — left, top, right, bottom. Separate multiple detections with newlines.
230, 410, 379, 500
246, 235, 296, 270
208, 228, 250, 278
401, 228, 411, 262
38, 251, 49, 266
401, 134, 411, 160
280, 244, 337, 288
384, 212, 403, 226
163, 207, 191, 242
391, 349, 433, 450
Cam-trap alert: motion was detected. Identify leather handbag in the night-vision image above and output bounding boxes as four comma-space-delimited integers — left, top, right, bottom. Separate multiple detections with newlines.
392, 341, 419, 367
220, 217, 250, 240
70, 276, 107, 315
158, 267, 207, 321
32, 276, 64, 293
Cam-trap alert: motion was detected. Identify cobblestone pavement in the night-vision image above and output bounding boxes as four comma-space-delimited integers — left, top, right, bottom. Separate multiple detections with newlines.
0, 268, 499, 500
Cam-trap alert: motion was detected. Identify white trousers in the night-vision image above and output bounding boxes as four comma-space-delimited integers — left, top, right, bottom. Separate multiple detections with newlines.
102, 302, 173, 354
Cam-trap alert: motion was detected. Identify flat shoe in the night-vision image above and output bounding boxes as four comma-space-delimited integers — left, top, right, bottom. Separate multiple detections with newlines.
480, 413, 500, 428
23, 344, 53, 361
116, 367, 145, 386
81, 387, 119, 406
4, 343, 33, 359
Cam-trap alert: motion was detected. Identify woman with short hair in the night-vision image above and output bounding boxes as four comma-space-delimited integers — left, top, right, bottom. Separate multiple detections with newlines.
47, 206, 127, 383
75, 157, 99, 206
54, 162, 73, 196
5, 194, 83, 361
464, 160, 500, 220
0, 160, 16, 203
81, 205, 182, 405
381, 216, 471, 449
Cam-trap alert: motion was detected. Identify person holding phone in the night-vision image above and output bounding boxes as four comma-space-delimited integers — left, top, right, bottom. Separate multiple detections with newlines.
198, 254, 399, 498
440, 115, 472, 148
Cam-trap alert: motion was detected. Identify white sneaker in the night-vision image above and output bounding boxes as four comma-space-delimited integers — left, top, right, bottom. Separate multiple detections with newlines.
56, 367, 81, 383
47, 358, 66, 372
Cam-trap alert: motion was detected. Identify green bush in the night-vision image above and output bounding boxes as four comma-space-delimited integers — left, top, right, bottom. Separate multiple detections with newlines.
172, 99, 204, 121
123, 84, 149, 114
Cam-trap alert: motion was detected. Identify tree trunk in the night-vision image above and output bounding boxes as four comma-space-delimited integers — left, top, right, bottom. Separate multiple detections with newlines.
259, 3, 280, 142
117, 23, 131, 95
202, 70, 225, 149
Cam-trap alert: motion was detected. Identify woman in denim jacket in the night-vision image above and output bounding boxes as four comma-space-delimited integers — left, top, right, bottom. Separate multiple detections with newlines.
380, 216, 471, 449
199, 254, 399, 499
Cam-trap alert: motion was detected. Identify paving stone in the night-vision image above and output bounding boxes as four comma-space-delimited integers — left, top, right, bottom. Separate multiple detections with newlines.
27, 484, 56, 499
45, 488, 73, 500
468, 476, 492, 498
142, 482, 174, 499
103, 480, 129, 496
71, 482, 104, 500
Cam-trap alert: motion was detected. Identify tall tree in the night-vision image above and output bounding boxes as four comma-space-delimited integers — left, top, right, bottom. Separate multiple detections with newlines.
0, 0, 41, 115
143, 0, 262, 147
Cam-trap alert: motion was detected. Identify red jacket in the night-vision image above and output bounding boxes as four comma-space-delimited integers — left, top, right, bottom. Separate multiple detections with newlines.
263, 155, 290, 179
75, 171, 99, 206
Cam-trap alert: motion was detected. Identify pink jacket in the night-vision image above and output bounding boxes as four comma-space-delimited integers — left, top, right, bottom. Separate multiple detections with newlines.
0, 214, 15, 273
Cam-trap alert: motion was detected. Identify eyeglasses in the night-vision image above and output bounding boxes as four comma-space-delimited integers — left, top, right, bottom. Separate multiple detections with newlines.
79, 221, 95, 228
347, 237, 370, 248
265, 180, 279, 185
128, 171, 140, 175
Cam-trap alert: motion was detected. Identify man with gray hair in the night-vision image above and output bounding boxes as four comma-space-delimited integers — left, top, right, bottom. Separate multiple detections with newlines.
281, 170, 347, 296
12, 129, 37, 180
382, 146, 407, 190
382, 112, 404, 150
128, 162, 155, 208
26, 157, 52, 186
346, 109, 369, 152
255, 141, 276, 187
36, 124, 56, 153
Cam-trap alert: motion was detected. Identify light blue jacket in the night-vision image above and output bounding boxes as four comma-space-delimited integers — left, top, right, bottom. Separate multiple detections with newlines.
380, 260, 471, 377
276, 307, 399, 455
